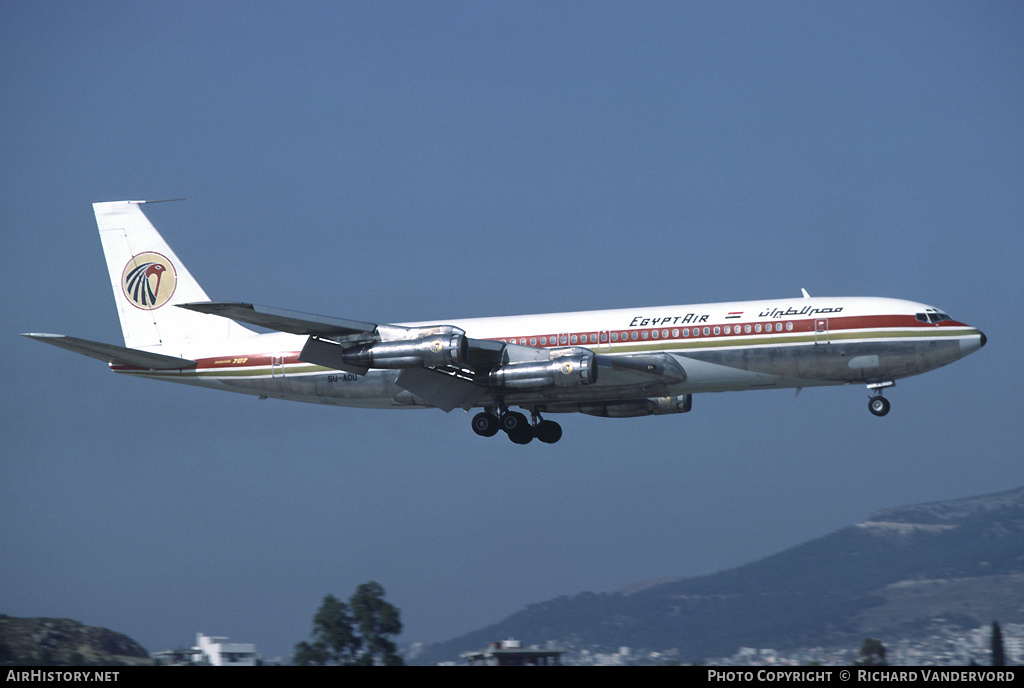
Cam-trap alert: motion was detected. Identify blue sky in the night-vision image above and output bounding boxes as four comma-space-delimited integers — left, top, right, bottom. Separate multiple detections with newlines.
2, 1, 1022, 661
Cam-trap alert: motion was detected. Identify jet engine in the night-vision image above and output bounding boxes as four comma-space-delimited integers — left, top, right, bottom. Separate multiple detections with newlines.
481, 349, 597, 391
341, 333, 468, 369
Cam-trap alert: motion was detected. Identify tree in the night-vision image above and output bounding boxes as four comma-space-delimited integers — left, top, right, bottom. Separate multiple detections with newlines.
294, 583, 403, 666
293, 594, 360, 665
992, 621, 1005, 667
855, 638, 887, 666
350, 581, 403, 666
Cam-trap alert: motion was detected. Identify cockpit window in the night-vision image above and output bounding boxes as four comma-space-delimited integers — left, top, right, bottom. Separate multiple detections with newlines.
915, 312, 952, 324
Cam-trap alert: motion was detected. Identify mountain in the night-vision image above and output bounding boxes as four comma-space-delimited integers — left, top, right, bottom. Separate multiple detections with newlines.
415, 487, 1024, 664
0, 616, 150, 666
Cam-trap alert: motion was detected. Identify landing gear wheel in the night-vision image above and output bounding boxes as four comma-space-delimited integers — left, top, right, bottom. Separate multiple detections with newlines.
868, 396, 890, 417
534, 420, 562, 444
501, 411, 529, 435
508, 427, 534, 444
471, 412, 500, 437
501, 411, 533, 444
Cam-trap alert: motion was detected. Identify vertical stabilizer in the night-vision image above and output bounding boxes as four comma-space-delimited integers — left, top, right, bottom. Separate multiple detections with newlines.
94, 201, 254, 350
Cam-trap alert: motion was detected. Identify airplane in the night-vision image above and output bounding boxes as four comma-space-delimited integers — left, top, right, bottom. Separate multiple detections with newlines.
24, 200, 987, 444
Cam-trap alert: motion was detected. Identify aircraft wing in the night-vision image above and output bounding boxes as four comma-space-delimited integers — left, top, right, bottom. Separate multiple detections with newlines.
178, 302, 378, 337
21, 333, 196, 369
394, 367, 488, 412
180, 302, 508, 405
386, 351, 688, 411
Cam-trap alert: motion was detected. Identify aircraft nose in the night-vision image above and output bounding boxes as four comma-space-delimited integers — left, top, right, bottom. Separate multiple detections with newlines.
960, 329, 986, 356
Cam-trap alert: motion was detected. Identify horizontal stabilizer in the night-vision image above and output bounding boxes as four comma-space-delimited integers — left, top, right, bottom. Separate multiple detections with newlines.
178, 302, 377, 337
22, 334, 196, 369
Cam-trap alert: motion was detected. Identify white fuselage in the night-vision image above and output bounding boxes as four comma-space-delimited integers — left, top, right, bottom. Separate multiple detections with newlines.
113, 295, 985, 413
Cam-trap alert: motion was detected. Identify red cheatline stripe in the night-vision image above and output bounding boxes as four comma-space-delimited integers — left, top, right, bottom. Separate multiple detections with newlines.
490, 314, 972, 349
118, 314, 974, 373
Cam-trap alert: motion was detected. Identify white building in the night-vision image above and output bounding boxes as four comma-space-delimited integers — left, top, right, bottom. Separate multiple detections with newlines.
196, 632, 257, 666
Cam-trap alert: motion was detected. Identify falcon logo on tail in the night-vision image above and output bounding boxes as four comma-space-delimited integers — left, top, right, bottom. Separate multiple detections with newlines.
121, 252, 176, 309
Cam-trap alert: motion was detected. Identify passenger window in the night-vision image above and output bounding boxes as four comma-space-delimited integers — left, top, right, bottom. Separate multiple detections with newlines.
755, 324, 762, 333
672, 329, 679, 337
713, 326, 720, 335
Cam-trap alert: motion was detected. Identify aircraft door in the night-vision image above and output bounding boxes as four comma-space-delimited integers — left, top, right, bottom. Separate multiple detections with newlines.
271, 354, 286, 377
814, 319, 830, 344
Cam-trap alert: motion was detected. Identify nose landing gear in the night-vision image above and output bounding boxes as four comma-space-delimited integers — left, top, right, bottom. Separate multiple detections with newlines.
868, 395, 891, 416
867, 380, 894, 417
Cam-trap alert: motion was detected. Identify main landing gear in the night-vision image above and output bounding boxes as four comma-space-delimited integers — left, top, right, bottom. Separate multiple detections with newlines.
471, 408, 562, 444
867, 380, 894, 417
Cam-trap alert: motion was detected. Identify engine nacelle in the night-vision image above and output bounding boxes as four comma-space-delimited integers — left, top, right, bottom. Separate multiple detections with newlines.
578, 394, 692, 418
653, 393, 692, 414
341, 333, 468, 369
481, 350, 597, 391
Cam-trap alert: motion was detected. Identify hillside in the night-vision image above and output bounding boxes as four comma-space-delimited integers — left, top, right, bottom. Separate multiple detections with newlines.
415, 487, 1024, 664
0, 616, 150, 666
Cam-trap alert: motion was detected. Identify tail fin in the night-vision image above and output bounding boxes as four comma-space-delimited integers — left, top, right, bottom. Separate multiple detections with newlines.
94, 200, 254, 350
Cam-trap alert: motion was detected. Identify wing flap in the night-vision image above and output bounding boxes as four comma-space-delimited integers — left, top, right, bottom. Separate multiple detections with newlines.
22, 334, 196, 370
299, 336, 369, 375
395, 367, 486, 412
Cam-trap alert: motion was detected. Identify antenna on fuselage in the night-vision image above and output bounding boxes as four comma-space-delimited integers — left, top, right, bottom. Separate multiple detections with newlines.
128, 198, 187, 205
